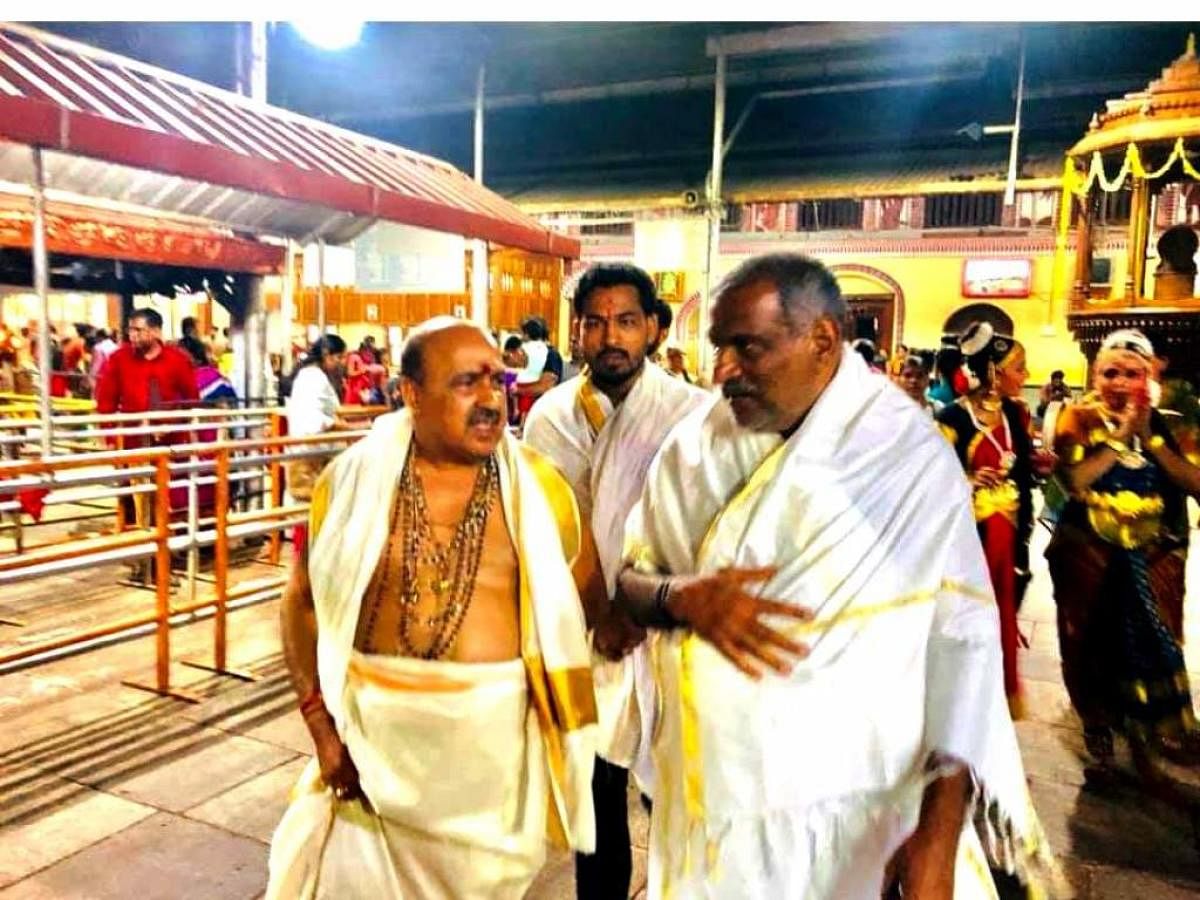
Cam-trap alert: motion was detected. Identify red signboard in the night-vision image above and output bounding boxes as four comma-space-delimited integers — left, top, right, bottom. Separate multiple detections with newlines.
0, 200, 283, 274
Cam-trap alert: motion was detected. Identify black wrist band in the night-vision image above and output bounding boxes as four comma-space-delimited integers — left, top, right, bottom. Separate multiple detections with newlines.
628, 576, 683, 629
650, 578, 683, 629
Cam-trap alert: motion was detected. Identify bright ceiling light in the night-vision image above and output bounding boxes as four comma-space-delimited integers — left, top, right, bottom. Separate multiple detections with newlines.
290, 18, 364, 51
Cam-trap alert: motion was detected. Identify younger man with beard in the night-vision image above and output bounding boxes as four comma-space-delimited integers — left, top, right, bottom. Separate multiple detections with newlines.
524, 264, 709, 899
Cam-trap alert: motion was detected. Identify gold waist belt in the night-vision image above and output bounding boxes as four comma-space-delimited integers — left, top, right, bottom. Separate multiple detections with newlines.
973, 480, 1020, 523
1083, 490, 1163, 549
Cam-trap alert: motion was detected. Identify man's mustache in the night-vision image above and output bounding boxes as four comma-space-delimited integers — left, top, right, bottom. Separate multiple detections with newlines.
597, 348, 629, 362
722, 380, 758, 400
468, 407, 502, 427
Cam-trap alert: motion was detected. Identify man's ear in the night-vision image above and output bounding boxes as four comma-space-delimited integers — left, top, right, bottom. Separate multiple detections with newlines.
810, 316, 840, 357
400, 377, 420, 412
646, 315, 660, 352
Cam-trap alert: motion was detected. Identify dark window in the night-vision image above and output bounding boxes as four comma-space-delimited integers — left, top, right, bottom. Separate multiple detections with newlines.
923, 193, 1003, 228
797, 199, 863, 231
579, 221, 634, 236
1097, 188, 1131, 226
1090, 257, 1113, 285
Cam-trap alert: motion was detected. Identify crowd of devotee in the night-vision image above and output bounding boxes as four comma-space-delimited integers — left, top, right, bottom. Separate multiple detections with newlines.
0, 315, 238, 408
6, 253, 1198, 898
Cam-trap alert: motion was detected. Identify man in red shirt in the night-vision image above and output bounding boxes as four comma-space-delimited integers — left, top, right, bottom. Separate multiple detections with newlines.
96, 308, 199, 449
97, 309, 200, 581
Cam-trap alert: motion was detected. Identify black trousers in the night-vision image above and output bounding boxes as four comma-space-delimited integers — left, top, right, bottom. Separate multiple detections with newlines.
574, 757, 631, 900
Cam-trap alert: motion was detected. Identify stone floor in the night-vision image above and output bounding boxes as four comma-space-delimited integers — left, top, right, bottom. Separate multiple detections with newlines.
2, 523, 1200, 898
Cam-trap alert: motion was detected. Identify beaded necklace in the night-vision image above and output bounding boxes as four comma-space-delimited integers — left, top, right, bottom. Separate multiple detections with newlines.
362, 449, 499, 659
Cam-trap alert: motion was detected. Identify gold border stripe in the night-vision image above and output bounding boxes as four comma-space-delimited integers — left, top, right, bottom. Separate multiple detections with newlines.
346, 657, 473, 693
547, 666, 598, 731
578, 378, 609, 440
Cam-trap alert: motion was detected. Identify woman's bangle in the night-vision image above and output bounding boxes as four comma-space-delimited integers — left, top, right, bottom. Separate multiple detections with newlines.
1146, 434, 1166, 451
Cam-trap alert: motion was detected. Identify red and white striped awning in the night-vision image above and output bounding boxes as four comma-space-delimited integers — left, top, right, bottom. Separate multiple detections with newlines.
0, 22, 579, 257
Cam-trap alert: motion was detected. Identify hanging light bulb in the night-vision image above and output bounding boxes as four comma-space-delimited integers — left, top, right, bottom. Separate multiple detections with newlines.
290, 18, 364, 51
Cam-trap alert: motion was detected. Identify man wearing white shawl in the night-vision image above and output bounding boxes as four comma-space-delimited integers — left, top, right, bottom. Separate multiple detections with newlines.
618, 254, 1062, 899
267, 319, 604, 899
524, 262, 710, 899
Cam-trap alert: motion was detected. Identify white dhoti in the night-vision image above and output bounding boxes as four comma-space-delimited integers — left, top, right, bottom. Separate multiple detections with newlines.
268, 653, 547, 899
267, 410, 597, 899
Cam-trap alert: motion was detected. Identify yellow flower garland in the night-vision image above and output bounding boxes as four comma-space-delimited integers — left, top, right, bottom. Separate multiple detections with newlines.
1065, 137, 1200, 198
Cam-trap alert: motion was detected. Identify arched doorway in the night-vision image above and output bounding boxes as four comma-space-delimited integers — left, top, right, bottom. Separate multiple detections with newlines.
828, 264, 906, 357
942, 303, 1015, 340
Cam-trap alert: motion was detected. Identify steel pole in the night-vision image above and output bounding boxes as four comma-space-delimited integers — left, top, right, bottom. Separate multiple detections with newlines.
316, 238, 327, 333
471, 65, 489, 327
474, 64, 486, 184
698, 52, 726, 382
281, 240, 296, 375
187, 413, 199, 607
250, 21, 268, 103
31, 147, 52, 457
1003, 35, 1026, 208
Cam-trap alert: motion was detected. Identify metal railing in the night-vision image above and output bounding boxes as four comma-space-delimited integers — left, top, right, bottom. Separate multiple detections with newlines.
0, 424, 378, 699
0, 404, 280, 456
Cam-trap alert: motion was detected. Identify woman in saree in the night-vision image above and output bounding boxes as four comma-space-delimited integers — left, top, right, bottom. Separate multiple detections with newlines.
936, 321, 1034, 718
1048, 328, 1200, 769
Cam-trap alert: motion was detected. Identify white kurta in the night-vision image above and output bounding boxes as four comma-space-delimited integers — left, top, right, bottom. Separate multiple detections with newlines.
525, 365, 709, 789
624, 351, 1063, 899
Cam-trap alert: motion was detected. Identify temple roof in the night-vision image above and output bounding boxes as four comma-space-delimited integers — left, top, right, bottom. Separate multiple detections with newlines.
1069, 34, 1200, 157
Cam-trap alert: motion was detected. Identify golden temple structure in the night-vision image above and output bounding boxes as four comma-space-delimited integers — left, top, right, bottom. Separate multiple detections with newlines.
1059, 35, 1200, 384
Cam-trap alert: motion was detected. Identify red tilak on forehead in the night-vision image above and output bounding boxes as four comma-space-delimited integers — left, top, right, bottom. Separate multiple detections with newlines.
594, 295, 622, 315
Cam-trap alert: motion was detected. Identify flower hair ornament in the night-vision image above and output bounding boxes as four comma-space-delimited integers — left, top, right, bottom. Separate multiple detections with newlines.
958, 321, 995, 392
1099, 328, 1154, 361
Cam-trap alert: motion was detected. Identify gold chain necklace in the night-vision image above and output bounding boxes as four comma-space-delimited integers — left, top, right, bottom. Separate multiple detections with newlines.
365, 449, 499, 659
975, 390, 1002, 413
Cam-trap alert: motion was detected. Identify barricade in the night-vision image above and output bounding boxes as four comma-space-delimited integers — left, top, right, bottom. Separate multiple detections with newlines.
0, 423, 376, 698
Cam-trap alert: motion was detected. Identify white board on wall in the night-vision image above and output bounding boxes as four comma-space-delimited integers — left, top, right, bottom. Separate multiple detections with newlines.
301, 243, 357, 288
353, 222, 466, 295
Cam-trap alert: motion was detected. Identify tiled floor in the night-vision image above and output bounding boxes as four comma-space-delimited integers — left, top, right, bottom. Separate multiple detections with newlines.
2, 522, 1200, 898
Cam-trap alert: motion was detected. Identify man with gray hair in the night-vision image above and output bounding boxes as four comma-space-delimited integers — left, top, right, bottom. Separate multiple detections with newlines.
616, 254, 1062, 898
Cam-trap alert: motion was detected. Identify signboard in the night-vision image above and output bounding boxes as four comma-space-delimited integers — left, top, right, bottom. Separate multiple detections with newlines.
301, 243, 356, 287
961, 259, 1032, 299
353, 222, 466, 294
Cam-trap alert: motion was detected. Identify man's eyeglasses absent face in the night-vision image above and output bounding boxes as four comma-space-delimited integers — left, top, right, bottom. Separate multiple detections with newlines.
126, 318, 161, 357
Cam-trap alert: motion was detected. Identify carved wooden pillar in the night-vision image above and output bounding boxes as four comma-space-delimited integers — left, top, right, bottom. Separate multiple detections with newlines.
1125, 177, 1151, 301
1071, 190, 1094, 304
